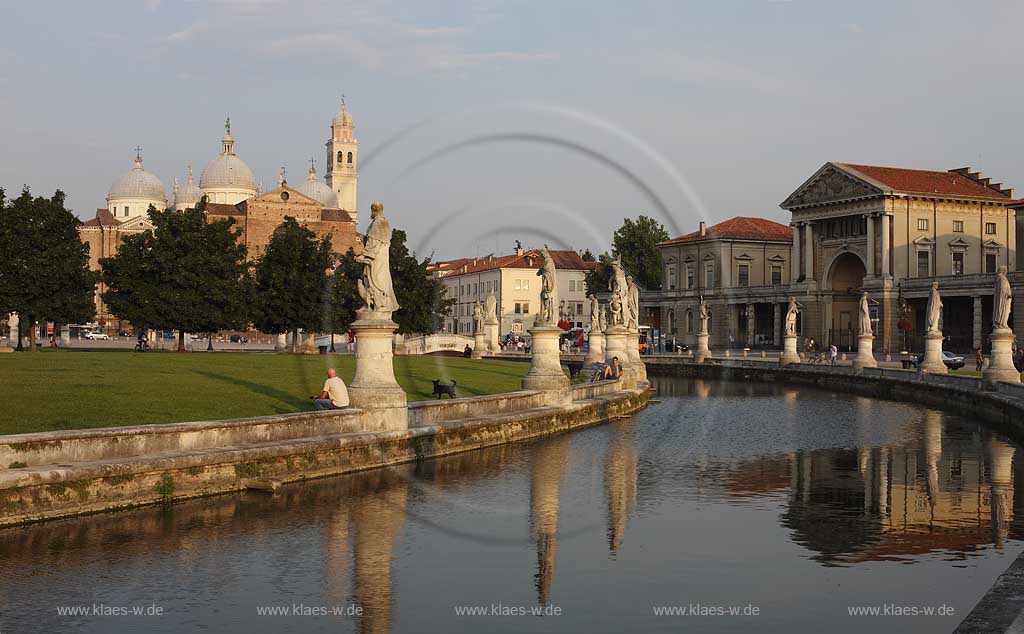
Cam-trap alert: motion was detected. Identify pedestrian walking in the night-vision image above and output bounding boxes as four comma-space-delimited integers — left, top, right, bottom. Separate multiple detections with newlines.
975, 347, 984, 372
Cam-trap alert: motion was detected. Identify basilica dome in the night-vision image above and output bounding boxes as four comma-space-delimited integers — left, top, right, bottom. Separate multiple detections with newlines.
293, 164, 338, 207
172, 164, 203, 210
199, 118, 257, 205
108, 156, 166, 202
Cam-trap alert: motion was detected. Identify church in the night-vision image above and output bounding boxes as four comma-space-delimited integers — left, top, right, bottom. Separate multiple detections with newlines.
78, 99, 362, 332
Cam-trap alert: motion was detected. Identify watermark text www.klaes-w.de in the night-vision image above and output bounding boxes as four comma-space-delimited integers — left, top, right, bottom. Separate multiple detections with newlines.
652, 603, 760, 617
255, 604, 363, 617
55, 604, 164, 617
848, 603, 956, 617
454, 603, 562, 617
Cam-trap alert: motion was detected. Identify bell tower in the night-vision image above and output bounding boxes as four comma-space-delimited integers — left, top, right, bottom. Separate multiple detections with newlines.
326, 96, 358, 223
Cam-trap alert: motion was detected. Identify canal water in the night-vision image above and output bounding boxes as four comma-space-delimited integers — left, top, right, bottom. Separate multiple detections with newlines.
1, 376, 1021, 633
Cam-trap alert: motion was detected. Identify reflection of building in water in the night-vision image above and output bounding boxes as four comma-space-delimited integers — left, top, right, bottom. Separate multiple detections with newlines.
605, 420, 639, 556
530, 435, 569, 605
351, 472, 408, 634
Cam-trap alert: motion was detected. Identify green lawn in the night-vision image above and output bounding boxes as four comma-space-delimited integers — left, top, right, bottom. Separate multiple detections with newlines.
0, 351, 530, 435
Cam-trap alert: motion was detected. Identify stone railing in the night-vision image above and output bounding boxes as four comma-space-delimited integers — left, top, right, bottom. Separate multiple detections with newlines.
396, 333, 474, 355
408, 391, 548, 427
570, 379, 622, 401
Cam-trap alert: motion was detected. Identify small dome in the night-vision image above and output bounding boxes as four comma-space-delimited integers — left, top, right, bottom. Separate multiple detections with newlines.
173, 164, 203, 209
293, 164, 338, 207
108, 156, 166, 202
199, 118, 257, 192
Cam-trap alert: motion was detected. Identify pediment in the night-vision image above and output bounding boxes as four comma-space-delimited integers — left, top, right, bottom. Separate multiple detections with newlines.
983, 239, 1003, 250
683, 255, 695, 263
948, 237, 970, 249
767, 254, 786, 262
118, 218, 155, 232
703, 253, 715, 261
254, 185, 320, 206
913, 235, 935, 246
781, 162, 882, 210
734, 252, 754, 261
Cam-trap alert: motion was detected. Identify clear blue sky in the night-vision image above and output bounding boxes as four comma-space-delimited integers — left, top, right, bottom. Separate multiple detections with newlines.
2, 0, 1021, 259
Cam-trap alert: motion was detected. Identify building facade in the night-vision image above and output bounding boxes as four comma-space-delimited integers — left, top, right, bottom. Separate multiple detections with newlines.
431, 247, 598, 337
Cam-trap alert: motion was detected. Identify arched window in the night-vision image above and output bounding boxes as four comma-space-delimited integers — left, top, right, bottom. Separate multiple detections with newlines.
686, 310, 694, 333
667, 310, 675, 334
337, 151, 343, 164
347, 151, 353, 164
707, 311, 713, 334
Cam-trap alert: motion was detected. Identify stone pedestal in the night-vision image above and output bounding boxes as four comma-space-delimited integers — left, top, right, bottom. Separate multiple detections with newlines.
301, 331, 317, 354
522, 325, 570, 393
780, 334, 800, 366
604, 325, 635, 389
693, 332, 710, 363
983, 329, 1021, 387
918, 331, 947, 374
472, 330, 487, 359
485, 319, 499, 354
626, 330, 647, 384
274, 333, 287, 352
584, 329, 605, 367
348, 314, 409, 431
853, 334, 878, 370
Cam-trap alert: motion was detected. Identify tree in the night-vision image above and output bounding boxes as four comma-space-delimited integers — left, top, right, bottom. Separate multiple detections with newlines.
579, 248, 596, 262
0, 187, 98, 351
101, 201, 250, 352
390, 229, 453, 334
326, 248, 362, 342
584, 252, 615, 298
611, 215, 670, 290
252, 217, 333, 352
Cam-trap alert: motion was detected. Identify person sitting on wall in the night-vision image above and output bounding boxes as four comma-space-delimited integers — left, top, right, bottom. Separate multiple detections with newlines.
598, 356, 622, 381
463, 344, 472, 358
312, 368, 350, 411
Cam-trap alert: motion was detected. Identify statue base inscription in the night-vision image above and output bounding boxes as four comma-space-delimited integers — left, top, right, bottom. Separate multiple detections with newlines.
852, 334, 878, 370
780, 334, 800, 366
348, 313, 408, 431
983, 329, 1021, 388
918, 331, 948, 374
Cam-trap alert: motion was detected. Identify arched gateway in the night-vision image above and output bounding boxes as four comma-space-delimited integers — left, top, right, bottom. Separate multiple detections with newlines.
826, 251, 867, 351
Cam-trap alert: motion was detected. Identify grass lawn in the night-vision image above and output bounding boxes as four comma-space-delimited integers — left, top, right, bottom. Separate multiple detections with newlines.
0, 350, 531, 435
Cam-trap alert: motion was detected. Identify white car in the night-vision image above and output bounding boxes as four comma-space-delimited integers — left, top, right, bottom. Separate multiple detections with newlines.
83, 332, 110, 340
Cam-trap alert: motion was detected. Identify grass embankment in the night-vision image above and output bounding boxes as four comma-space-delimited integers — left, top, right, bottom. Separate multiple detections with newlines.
0, 351, 530, 435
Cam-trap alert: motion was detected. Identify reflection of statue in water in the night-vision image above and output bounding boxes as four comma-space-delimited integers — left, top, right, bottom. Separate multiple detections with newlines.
994, 266, 1012, 330
698, 298, 709, 335
355, 202, 400, 316
536, 245, 558, 324
926, 281, 942, 334
473, 301, 484, 333
625, 275, 640, 330
608, 256, 628, 327
784, 296, 799, 337
485, 289, 497, 322
859, 291, 873, 336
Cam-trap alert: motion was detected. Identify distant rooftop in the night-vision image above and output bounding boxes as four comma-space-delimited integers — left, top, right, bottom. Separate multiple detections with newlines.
659, 216, 793, 246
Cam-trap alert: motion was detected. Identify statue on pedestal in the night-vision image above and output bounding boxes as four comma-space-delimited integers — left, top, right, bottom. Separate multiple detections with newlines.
599, 302, 608, 332
473, 301, 484, 333
859, 291, 873, 336
994, 266, 1012, 331
926, 281, 942, 334
536, 245, 558, 325
485, 289, 497, 322
784, 296, 799, 337
608, 256, 628, 327
698, 298, 709, 335
355, 202, 399, 317
625, 275, 640, 330
589, 295, 601, 332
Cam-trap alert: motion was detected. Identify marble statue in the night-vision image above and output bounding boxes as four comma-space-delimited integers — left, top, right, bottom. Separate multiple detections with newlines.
355, 202, 400, 316
926, 281, 942, 334
859, 291, 873, 336
485, 289, 497, 322
784, 296, 799, 337
608, 256, 628, 326
536, 244, 558, 325
698, 298, 709, 335
625, 275, 640, 330
473, 300, 484, 333
589, 295, 601, 332
994, 266, 1012, 331
599, 302, 608, 332
609, 298, 623, 327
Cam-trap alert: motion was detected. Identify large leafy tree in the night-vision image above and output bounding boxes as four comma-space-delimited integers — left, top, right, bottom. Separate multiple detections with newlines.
100, 201, 250, 352
390, 229, 453, 335
327, 248, 362, 339
252, 217, 333, 352
0, 187, 98, 351
584, 215, 670, 295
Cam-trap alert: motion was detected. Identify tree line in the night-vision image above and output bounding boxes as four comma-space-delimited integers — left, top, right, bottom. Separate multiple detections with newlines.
0, 189, 451, 352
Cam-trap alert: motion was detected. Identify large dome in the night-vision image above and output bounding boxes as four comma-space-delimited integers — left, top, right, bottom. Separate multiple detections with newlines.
108, 156, 166, 202
293, 164, 338, 207
199, 119, 257, 192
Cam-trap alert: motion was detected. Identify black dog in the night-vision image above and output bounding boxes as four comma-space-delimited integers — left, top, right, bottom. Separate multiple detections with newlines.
564, 361, 583, 379
432, 379, 457, 399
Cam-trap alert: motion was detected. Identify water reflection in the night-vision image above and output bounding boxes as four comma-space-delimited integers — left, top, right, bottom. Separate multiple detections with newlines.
0, 378, 1022, 634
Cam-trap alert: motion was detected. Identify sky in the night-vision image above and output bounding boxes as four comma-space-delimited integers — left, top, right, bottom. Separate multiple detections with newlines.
2, 0, 1022, 260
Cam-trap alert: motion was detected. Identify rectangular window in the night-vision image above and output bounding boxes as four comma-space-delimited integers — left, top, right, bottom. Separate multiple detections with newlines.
917, 250, 930, 277
986, 253, 998, 273
771, 265, 782, 286
917, 218, 929, 231
986, 222, 997, 235
686, 265, 694, 290
705, 265, 714, 289
666, 265, 677, 290
514, 302, 521, 314
522, 279, 529, 291
953, 220, 964, 233
952, 252, 964, 276
523, 302, 530, 314
514, 279, 521, 291
576, 302, 584, 315
737, 264, 749, 287
568, 280, 575, 292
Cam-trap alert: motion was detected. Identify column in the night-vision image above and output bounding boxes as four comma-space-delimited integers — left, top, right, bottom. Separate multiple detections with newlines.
879, 214, 890, 278
804, 222, 815, 282
790, 225, 800, 283
973, 295, 983, 351
746, 302, 755, 348
865, 213, 875, 278
773, 302, 782, 347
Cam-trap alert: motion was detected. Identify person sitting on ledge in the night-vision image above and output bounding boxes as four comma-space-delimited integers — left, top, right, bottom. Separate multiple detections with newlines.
596, 356, 622, 381
312, 368, 349, 411
463, 344, 472, 358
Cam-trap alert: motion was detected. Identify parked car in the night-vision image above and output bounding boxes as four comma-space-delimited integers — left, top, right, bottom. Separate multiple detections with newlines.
83, 331, 109, 340
941, 350, 965, 370
229, 335, 249, 344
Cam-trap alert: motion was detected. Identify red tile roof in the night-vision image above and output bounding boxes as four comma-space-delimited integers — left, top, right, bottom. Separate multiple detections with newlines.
839, 163, 1012, 201
320, 208, 353, 222
80, 208, 118, 227
205, 202, 245, 217
659, 216, 792, 246
433, 249, 599, 276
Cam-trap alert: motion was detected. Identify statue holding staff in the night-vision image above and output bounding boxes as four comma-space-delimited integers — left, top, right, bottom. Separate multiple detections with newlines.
926, 281, 942, 334
355, 202, 400, 316
994, 266, 1012, 331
